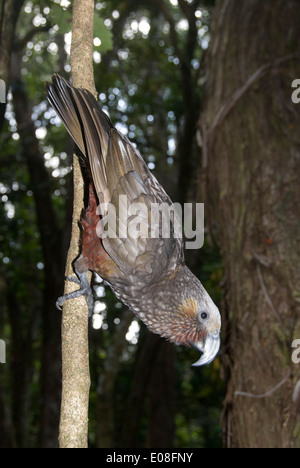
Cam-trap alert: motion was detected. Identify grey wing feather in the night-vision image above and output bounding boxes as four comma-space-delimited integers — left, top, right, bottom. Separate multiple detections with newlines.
47, 75, 86, 155
47, 74, 184, 282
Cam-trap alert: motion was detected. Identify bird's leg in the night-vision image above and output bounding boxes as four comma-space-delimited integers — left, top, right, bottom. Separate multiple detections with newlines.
56, 185, 99, 316
56, 257, 95, 317
56, 183, 115, 317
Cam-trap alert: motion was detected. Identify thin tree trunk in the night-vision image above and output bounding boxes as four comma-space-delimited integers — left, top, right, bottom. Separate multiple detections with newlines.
0, 0, 24, 131
97, 309, 133, 448
11, 51, 65, 447
202, 0, 300, 448
58, 0, 96, 449
147, 341, 175, 448
0, 379, 16, 448
119, 332, 175, 448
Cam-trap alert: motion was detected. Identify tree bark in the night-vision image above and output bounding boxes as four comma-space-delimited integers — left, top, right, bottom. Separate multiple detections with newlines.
202, 0, 300, 448
58, 0, 96, 449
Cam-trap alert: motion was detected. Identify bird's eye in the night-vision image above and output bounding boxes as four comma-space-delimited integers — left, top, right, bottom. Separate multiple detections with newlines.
200, 311, 209, 320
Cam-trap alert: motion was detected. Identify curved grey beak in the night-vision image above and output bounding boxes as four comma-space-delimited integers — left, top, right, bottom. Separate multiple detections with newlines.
192, 331, 220, 367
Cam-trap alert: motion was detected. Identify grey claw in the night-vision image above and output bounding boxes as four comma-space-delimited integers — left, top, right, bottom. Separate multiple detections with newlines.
56, 270, 94, 317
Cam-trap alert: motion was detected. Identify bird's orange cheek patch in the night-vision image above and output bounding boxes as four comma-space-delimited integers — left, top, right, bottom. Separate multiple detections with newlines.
179, 297, 198, 318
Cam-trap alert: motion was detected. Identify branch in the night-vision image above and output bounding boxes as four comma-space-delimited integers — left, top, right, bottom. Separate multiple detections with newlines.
13, 24, 52, 51
235, 371, 291, 399
59, 0, 96, 449
208, 53, 300, 135
177, 0, 191, 18
256, 263, 283, 326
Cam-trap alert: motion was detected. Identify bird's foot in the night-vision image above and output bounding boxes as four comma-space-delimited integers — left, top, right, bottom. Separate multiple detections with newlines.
56, 269, 94, 317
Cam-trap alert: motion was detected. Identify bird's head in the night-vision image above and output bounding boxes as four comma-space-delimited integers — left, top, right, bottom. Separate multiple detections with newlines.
162, 266, 221, 366
144, 266, 221, 366
176, 296, 221, 367
144, 267, 221, 366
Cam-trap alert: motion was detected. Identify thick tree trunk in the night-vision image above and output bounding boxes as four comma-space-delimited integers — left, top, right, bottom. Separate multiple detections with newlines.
202, 0, 300, 448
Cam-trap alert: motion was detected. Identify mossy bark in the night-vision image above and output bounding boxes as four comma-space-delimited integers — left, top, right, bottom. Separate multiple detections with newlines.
202, 0, 300, 448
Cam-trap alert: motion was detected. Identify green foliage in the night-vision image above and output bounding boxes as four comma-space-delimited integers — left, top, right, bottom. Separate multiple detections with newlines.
94, 16, 113, 53
49, 2, 72, 35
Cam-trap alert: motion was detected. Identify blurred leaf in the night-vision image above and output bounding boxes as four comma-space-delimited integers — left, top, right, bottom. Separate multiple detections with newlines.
94, 15, 113, 53
50, 3, 72, 34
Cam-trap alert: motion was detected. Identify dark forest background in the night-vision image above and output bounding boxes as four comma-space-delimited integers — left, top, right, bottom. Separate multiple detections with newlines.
0, 0, 299, 448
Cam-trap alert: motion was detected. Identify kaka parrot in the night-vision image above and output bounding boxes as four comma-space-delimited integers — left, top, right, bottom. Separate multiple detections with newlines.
46, 75, 221, 366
